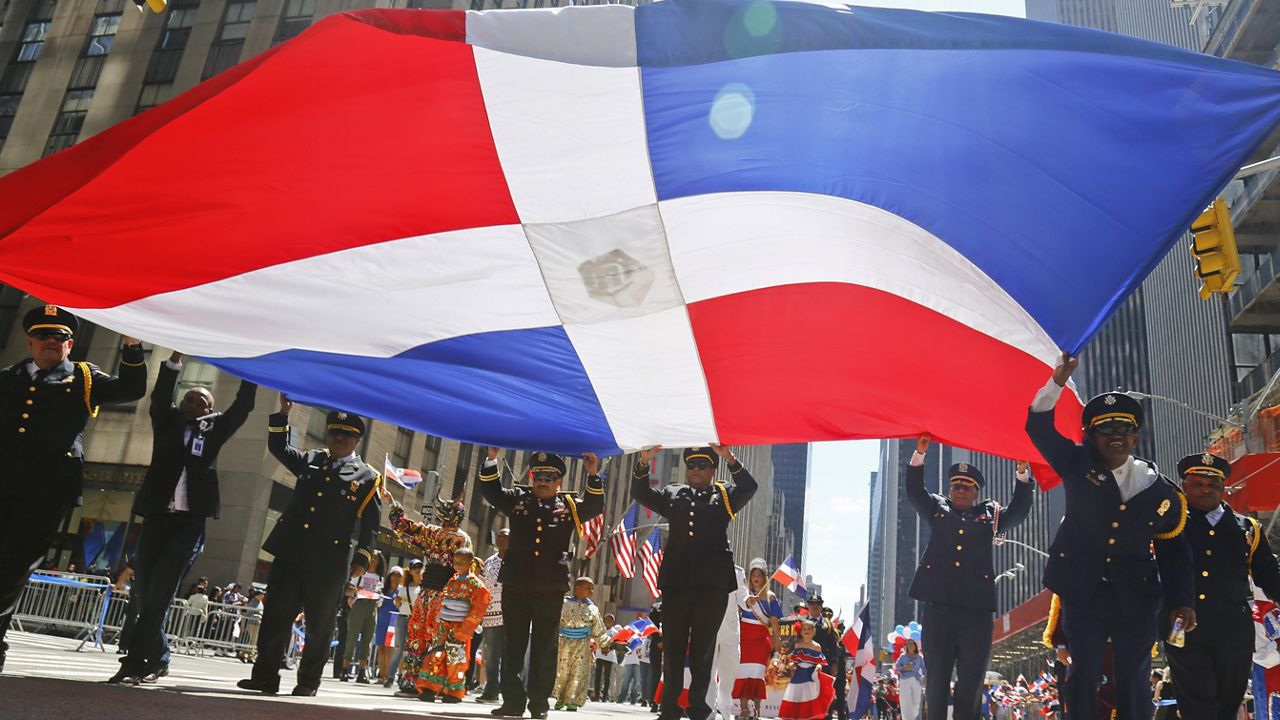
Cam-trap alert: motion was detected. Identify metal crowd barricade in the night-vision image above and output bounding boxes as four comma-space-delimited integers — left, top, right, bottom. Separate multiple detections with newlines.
11, 571, 114, 651
13, 572, 265, 660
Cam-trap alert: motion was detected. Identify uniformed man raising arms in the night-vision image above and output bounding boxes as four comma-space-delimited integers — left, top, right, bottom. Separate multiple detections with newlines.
238, 394, 382, 697
480, 447, 605, 720
1165, 452, 1280, 720
632, 445, 758, 720
907, 434, 1034, 720
0, 306, 147, 673
1026, 353, 1194, 720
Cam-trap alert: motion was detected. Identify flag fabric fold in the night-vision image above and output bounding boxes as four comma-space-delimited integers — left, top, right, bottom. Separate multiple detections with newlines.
1, 0, 1278, 480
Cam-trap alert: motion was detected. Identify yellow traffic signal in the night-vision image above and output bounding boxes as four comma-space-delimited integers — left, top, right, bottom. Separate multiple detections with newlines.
133, 0, 167, 13
1190, 197, 1240, 300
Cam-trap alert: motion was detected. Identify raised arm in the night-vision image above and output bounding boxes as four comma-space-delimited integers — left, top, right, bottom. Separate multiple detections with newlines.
215, 376, 258, 442
478, 446, 520, 515
149, 353, 181, 430
714, 444, 758, 511
89, 339, 147, 407
1025, 352, 1086, 478
998, 460, 1036, 530
905, 435, 944, 517
575, 452, 606, 523
630, 446, 671, 517
267, 394, 308, 476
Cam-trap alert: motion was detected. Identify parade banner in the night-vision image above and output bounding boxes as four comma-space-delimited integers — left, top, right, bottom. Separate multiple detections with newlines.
1, 0, 1278, 477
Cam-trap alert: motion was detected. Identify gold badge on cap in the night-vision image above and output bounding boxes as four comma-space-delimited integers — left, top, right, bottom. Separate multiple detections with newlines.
1104, 395, 1117, 405
1202, 453, 1214, 466
536, 453, 547, 462
1157, 499, 1171, 517
958, 463, 969, 474
43, 305, 58, 316
337, 412, 348, 420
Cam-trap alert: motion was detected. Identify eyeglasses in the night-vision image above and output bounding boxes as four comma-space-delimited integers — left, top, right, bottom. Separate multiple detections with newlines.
685, 460, 715, 470
531, 472, 561, 483
1093, 423, 1137, 437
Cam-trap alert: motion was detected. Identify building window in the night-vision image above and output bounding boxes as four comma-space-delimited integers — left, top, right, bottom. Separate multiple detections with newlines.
272, 0, 314, 45
137, 0, 199, 112
43, 89, 94, 156
17, 20, 50, 62
422, 434, 443, 471
392, 427, 413, 468
202, 0, 256, 79
0, 94, 19, 143
85, 13, 121, 56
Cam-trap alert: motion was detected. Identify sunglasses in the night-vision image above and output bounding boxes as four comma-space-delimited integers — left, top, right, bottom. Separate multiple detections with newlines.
685, 460, 715, 470
1093, 423, 1137, 437
531, 472, 561, 483
949, 480, 978, 491
326, 429, 358, 439
30, 331, 71, 342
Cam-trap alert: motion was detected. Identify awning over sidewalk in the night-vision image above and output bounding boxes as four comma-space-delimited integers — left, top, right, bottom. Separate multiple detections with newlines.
1228, 452, 1280, 512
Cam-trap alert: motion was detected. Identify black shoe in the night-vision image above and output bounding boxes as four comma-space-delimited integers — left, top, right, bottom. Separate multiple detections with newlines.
140, 665, 169, 684
107, 668, 141, 686
419, 690, 438, 702
492, 706, 526, 717
236, 677, 280, 694
356, 668, 370, 684
291, 686, 318, 697
443, 696, 463, 704
531, 712, 549, 719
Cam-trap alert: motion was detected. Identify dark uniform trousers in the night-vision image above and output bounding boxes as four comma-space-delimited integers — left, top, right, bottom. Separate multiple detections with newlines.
661, 588, 729, 720
631, 458, 758, 720
500, 585, 564, 713
251, 558, 349, 690
904, 460, 1033, 720
478, 457, 605, 714
1059, 583, 1158, 720
1164, 505, 1280, 720
0, 348, 147, 648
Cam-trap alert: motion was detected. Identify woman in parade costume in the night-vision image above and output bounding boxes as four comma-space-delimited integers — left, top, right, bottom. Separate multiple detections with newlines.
552, 577, 609, 711
417, 548, 490, 702
734, 558, 782, 720
779, 621, 835, 720
381, 487, 472, 695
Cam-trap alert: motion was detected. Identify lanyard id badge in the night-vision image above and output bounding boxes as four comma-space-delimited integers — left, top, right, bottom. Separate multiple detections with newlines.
191, 435, 205, 457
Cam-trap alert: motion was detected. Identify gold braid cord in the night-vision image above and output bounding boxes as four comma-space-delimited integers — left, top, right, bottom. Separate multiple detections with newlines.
716, 482, 735, 519
1042, 594, 1062, 648
77, 363, 99, 418
1152, 492, 1187, 541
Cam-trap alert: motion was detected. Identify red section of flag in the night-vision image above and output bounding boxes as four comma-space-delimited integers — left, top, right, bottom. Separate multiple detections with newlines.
688, 283, 1083, 488
0, 9, 515, 309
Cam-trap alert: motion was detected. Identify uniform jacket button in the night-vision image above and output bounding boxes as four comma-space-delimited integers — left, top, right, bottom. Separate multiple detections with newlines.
1118, 504, 1127, 511
303, 523, 310, 529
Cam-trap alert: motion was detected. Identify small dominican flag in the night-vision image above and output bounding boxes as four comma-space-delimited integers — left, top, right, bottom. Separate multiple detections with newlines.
384, 455, 423, 489
772, 555, 807, 601
630, 617, 658, 637
845, 603, 876, 720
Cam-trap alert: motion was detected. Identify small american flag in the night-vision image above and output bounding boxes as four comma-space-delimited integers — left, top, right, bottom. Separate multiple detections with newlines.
639, 529, 663, 598
611, 503, 639, 578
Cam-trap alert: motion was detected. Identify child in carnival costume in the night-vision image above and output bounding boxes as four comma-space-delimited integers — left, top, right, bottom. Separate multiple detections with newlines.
553, 577, 610, 711
382, 489, 473, 694
417, 547, 490, 702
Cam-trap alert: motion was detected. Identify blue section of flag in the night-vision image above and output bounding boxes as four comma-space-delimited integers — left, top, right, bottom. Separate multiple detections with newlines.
638, 0, 1280, 352
210, 325, 621, 455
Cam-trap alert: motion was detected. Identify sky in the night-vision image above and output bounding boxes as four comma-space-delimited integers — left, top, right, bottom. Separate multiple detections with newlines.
798, 0, 1026, 617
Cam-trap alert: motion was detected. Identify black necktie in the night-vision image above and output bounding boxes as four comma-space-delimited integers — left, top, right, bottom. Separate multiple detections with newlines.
33, 368, 50, 382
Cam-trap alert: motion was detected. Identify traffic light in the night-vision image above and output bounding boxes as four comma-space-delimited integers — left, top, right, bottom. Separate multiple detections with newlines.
133, 0, 167, 14
1190, 197, 1240, 300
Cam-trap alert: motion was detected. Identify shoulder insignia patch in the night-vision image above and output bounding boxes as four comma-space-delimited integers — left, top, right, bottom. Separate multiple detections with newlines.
1157, 499, 1171, 517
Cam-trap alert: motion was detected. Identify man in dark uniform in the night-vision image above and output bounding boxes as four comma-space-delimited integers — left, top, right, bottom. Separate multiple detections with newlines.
480, 447, 605, 719
238, 394, 381, 696
805, 597, 848, 720
1165, 452, 1280, 720
1026, 352, 1195, 720
0, 305, 146, 672
109, 349, 257, 685
632, 445, 758, 720
907, 434, 1035, 720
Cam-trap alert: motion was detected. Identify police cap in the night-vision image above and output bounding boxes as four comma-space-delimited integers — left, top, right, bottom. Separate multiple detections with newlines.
1082, 392, 1143, 431
325, 411, 365, 437
529, 452, 567, 477
1177, 452, 1231, 482
682, 446, 719, 468
23, 305, 78, 339
948, 462, 985, 488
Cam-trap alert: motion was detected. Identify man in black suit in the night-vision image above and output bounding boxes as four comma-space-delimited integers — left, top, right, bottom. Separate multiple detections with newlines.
0, 305, 147, 673
109, 350, 257, 684
238, 395, 381, 697
632, 445, 758, 720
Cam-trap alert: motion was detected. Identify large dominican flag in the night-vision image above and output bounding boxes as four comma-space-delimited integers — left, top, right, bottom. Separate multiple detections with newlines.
1, 0, 1278, 477
844, 604, 876, 720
